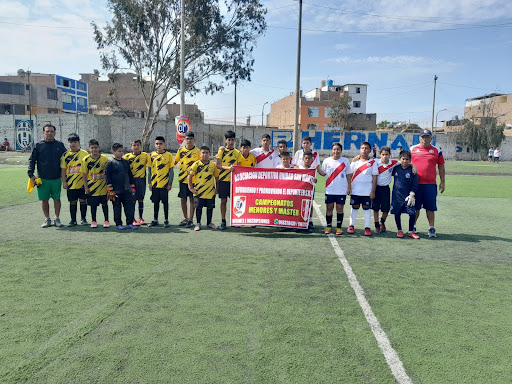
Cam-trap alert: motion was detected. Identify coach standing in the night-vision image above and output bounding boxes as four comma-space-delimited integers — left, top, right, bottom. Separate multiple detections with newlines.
410, 129, 445, 238
28, 124, 67, 228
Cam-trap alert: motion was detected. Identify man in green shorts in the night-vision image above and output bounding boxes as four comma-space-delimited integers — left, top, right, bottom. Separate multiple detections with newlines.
28, 124, 67, 228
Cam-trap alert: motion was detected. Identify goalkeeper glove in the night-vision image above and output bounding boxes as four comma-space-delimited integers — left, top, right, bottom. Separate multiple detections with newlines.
131, 184, 136, 194
107, 186, 117, 202
405, 192, 415, 207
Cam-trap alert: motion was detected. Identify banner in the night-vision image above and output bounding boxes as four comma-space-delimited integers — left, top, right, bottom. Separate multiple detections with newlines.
230, 166, 315, 229
175, 115, 191, 145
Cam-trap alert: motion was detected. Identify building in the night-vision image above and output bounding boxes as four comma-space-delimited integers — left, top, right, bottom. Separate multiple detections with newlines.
267, 80, 376, 131
464, 93, 512, 126
0, 70, 87, 115
166, 103, 204, 124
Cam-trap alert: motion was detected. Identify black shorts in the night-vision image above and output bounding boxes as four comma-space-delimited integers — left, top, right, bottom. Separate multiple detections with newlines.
325, 194, 346, 205
391, 201, 416, 216
133, 178, 146, 201
178, 182, 193, 198
87, 194, 107, 207
151, 187, 169, 204
350, 195, 372, 208
372, 185, 391, 212
67, 187, 86, 202
218, 180, 231, 199
194, 197, 216, 210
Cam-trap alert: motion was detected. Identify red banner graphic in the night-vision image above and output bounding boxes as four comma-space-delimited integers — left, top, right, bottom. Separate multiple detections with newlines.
230, 166, 316, 229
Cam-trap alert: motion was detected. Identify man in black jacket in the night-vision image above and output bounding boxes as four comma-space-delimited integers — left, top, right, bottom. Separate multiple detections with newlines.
28, 124, 66, 228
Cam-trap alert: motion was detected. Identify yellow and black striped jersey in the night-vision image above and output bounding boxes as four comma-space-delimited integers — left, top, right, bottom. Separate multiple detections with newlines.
189, 160, 220, 199
80, 154, 108, 196
239, 153, 256, 167
175, 146, 200, 183
217, 147, 242, 182
123, 152, 151, 178
60, 149, 88, 189
149, 151, 175, 188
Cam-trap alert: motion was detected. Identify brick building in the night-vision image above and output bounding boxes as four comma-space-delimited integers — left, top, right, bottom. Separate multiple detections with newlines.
464, 93, 512, 126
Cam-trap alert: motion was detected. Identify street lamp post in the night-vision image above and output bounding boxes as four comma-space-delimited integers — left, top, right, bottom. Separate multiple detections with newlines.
261, 101, 268, 127
435, 108, 447, 133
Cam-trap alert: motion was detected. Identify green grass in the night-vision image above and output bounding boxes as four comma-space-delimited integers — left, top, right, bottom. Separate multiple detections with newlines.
1, 164, 511, 383
443, 160, 512, 175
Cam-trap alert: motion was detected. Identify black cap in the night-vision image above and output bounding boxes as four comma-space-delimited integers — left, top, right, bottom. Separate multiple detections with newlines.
420, 129, 432, 137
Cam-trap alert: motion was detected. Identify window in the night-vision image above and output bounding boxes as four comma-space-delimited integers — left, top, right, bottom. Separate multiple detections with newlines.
0, 82, 25, 95
356, 87, 361, 93
353, 101, 361, 108
307, 124, 318, 130
366, 114, 372, 121
47, 88, 57, 100
307, 107, 319, 117
77, 82, 86, 91
14, 104, 25, 114
324, 108, 332, 118
48, 108, 59, 114
77, 97, 86, 107
62, 94, 73, 104
62, 79, 70, 87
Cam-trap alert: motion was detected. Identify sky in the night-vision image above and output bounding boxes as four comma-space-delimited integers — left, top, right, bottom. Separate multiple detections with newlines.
2, 0, 512, 128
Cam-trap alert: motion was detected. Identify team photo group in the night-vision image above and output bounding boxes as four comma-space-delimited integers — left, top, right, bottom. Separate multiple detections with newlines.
28, 123, 445, 238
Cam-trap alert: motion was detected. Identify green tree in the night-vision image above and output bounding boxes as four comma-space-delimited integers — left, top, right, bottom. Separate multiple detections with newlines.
92, 0, 266, 148
327, 94, 353, 131
377, 120, 389, 129
460, 119, 505, 159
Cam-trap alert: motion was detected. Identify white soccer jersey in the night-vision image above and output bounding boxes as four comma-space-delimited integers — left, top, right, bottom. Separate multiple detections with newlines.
273, 154, 294, 168
321, 156, 352, 195
250, 148, 276, 168
375, 159, 399, 186
293, 149, 320, 168
350, 158, 378, 196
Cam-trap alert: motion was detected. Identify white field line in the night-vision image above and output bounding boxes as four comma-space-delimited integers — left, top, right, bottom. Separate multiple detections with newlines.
313, 202, 413, 384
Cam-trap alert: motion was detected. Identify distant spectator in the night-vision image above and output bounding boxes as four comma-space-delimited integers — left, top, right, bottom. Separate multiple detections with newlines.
372, 144, 377, 158
493, 148, 501, 163
488, 148, 494, 162
1, 138, 9, 151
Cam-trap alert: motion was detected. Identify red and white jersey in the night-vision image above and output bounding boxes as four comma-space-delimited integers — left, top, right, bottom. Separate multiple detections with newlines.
494, 149, 501, 157
273, 154, 294, 168
410, 144, 445, 184
322, 156, 352, 195
250, 148, 277, 168
350, 158, 378, 196
298, 163, 318, 178
293, 149, 320, 168
375, 159, 399, 186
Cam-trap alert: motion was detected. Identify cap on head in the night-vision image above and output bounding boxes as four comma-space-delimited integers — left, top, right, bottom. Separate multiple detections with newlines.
420, 129, 432, 137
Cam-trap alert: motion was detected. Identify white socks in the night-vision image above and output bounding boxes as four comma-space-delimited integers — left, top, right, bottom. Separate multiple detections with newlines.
350, 208, 358, 226
363, 209, 371, 228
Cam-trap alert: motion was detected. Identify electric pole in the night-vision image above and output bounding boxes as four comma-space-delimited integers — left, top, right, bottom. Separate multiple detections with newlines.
431, 75, 438, 130
292, 0, 303, 154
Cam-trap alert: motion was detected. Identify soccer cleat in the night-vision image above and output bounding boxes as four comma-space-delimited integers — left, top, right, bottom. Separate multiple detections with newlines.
54, 218, 64, 227
178, 218, 189, 227
397, 230, 404, 238
374, 227, 381, 235
324, 227, 332, 234
128, 224, 139, 230
219, 222, 227, 230
336, 228, 343, 235
103, 221, 110, 228
67, 221, 77, 227
428, 227, 437, 238
148, 220, 159, 227
309, 222, 315, 230
132, 220, 140, 226
347, 225, 355, 234
207, 223, 218, 230
41, 218, 52, 228
187, 219, 194, 227
90, 221, 98, 228
380, 222, 386, 232
117, 225, 128, 230
364, 227, 372, 236
138, 218, 146, 225
194, 223, 201, 231
407, 231, 420, 239
80, 219, 89, 226
164, 220, 170, 228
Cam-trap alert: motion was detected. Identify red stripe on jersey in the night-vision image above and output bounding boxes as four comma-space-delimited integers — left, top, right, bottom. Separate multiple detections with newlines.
352, 160, 374, 181
325, 162, 346, 188
255, 150, 274, 164
378, 160, 398, 174
312, 152, 318, 159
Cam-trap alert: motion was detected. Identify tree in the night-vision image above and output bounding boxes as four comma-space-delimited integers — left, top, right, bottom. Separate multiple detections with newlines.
377, 120, 389, 129
327, 94, 353, 131
92, 0, 266, 149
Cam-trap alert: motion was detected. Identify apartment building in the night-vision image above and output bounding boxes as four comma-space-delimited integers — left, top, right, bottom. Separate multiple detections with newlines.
464, 93, 512, 126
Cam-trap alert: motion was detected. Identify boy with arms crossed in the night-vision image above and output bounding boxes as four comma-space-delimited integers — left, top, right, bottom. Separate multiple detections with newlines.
148, 136, 175, 228
174, 131, 200, 226
188, 146, 220, 231
61, 133, 89, 226
318, 143, 352, 235
123, 139, 151, 225
80, 139, 109, 228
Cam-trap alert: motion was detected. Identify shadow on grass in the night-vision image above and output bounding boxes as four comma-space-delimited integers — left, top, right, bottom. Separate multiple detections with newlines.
56, 225, 193, 233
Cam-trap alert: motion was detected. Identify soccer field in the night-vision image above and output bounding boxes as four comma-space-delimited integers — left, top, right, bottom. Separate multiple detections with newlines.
1, 162, 511, 383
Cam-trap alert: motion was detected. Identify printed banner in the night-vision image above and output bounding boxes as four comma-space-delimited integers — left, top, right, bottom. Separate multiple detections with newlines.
175, 115, 191, 145
230, 166, 315, 229
15, 119, 33, 151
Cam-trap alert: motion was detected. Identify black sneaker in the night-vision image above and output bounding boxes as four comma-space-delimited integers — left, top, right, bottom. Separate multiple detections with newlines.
67, 221, 77, 227
178, 218, 189, 226
219, 222, 227, 230
307, 222, 314, 233
80, 219, 89, 226
164, 220, 170, 228
148, 220, 159, 227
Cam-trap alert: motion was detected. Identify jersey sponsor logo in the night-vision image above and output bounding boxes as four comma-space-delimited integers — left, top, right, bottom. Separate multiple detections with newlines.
233, 196, 246, 218
68, 165, 81, 174
91, 172, 104, 181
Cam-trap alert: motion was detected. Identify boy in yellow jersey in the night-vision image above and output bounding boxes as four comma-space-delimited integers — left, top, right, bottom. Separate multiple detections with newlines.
80, 139, 109, 228
188, 146, 220, 231
175, 131, 200, 227
60, 133, 89, 227
216, 130, 242, 230
239, 139, 256, 167
123, 139, 151, 226
148, 136, 174, 228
